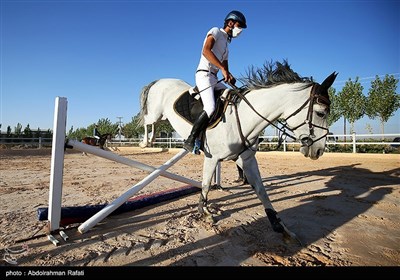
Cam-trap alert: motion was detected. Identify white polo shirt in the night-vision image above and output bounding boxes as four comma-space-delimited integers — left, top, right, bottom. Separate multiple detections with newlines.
196, 27, 229, 74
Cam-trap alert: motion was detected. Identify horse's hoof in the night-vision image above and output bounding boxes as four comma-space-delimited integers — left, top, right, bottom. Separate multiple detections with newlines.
282, 230, 303, 246
138, 142, 147, 148
202, 213, 215, 224
199, 205, 212, 216
265, 209, 302, 245
210, 184, 224, 191
266, 208, 284, 233
233, 178, 247, 185
198, 206, 215, 223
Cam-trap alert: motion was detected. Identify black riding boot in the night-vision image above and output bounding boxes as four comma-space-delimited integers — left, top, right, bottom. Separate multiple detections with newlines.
183, 110, 209, 153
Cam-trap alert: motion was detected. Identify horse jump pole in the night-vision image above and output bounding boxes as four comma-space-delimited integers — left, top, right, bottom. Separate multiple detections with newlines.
66, 139, 201, 188
47, 96, 202, 236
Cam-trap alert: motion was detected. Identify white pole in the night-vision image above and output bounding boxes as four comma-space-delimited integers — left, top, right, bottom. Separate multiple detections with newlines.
48, 97, 68, 233
78, 149, 189, 233
66, 139, 201, 188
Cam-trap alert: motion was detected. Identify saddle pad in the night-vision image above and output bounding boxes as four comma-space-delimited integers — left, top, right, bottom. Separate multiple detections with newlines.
173, 89, 234, 127
174, 90, 203, 124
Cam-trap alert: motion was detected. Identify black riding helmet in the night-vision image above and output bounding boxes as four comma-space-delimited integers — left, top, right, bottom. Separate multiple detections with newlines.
224, 10, 247, 28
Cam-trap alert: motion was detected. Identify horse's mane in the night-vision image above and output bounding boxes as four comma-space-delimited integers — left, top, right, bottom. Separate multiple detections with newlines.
238, 60, 314, 90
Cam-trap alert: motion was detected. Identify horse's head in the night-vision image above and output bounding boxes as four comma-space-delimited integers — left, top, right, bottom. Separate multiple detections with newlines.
288, 72, 338, 160
239, 61, 337, 160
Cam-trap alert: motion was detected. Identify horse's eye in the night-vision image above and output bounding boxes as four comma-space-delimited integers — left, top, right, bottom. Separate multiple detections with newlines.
316, 111, 326, 118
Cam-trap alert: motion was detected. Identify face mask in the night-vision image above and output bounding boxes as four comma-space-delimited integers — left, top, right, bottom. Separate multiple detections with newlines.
232, 26, 243, 38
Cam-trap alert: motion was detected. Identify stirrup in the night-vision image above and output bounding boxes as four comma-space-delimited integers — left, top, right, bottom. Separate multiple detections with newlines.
192, 139, 201, 155
183, 141, 199, 154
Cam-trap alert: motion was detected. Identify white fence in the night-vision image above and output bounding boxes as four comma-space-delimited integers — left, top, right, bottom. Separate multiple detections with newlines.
108, 133, 400, 153
1, 133, 399, 153
0, 137, 52, 149
257, 133, 400, 153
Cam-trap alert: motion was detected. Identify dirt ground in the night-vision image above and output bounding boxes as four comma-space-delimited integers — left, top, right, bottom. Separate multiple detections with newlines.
0, 146, 399, 268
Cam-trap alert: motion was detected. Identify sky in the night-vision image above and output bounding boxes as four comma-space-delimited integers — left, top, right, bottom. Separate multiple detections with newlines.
1, 0, 399, 136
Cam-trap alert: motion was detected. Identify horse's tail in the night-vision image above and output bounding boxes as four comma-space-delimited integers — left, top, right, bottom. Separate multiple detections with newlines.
137, 79, 159, 127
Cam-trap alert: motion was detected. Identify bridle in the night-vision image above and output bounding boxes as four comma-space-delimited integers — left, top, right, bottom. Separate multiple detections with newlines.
231, 83, 331, 150
276, 83, 331, 147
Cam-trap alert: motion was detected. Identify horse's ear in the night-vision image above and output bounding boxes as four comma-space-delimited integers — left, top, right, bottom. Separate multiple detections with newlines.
321, 72, 338, 89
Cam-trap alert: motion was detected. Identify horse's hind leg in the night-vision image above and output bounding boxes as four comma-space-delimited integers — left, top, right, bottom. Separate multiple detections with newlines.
139, 123, 149, 148
198, 157, 219, 223
150, 123, 156, 146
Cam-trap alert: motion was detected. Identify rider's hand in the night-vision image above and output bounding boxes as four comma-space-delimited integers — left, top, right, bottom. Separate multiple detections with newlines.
230, 76, 236, 86
221, 68, 230, 82
226, 73, 237, 88
222, 69, 236, 87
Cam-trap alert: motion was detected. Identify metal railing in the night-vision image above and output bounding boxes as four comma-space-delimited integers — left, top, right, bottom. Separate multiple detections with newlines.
108, 137, 185, 149
0, 137, 52, 149
108, 133, 400, 153
1, 133, 399, 153
257, 133, 400, 153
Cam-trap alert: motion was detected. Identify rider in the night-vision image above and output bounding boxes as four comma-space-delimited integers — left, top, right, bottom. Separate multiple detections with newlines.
183, 10, 247, 153
93, 124, 101, 144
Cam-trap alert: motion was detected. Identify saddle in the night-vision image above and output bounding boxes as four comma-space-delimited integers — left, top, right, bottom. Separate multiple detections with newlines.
173, 85, 243, 129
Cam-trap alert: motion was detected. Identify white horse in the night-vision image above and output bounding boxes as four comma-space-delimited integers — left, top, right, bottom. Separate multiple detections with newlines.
137, 61, 337, 241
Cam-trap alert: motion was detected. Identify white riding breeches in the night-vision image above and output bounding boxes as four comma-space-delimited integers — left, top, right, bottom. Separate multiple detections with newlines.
195, 71, 227, 118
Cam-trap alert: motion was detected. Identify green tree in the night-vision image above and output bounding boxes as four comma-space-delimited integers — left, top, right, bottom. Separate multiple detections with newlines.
33, 128, 41, 138
67, 126, 74, 137
67, 127, 88, 141
6, 126, 12, 137
365, 74, 399, 136
156, 120, 175, 137
89, 118, 119, 137
123, 114, 144, 138
327, 87, 341, 126
14, 123, 23, 137
23, 124, 33, 138
66, 118, 119, 141
44, 129, 52, 139
337, 77, 366, 134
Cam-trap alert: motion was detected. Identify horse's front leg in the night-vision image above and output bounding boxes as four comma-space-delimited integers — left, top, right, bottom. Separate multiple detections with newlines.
238, 153, 300, 243
198, 157, 218, 223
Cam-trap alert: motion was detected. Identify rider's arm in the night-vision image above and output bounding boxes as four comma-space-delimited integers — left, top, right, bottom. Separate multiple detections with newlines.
202, 35, 233, 83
